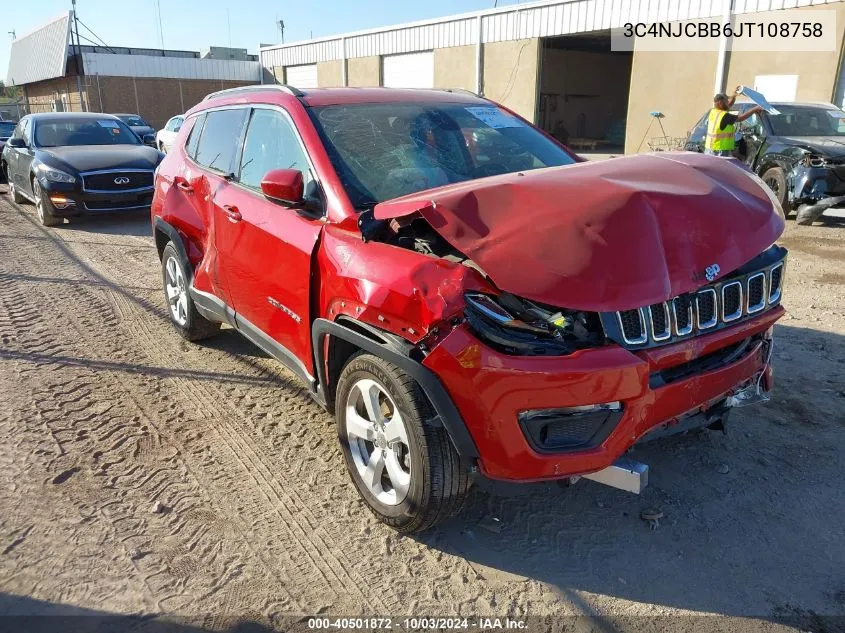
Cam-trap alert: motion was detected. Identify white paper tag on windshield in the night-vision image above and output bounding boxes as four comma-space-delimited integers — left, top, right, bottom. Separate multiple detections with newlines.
465, 106, 521, 129
97, 120, 120, 128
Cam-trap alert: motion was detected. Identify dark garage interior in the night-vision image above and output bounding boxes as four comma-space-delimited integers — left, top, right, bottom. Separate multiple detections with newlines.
539, 31, 633, 153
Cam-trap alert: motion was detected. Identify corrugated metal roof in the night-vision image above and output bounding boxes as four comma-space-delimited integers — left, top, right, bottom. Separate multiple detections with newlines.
260, 0, 842, 67
6, 12, 71, 86
81, 53, 261, 82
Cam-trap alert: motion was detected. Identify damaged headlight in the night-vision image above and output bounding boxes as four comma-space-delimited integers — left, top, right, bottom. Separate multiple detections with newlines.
463, 292, 604, 356
802, 153, 827, 168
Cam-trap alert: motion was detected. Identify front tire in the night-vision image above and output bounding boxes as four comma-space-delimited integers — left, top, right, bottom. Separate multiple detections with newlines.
761, 166, 789, 218
336, 353, 471, 533
32, 178, 61, 227
160, 242, 220, 341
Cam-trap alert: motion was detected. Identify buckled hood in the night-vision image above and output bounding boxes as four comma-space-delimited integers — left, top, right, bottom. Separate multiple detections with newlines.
374, 152, 785, 312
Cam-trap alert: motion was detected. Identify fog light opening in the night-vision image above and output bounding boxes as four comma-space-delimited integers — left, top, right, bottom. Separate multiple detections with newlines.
49, 196, 76, 210
519, 402, 623, 453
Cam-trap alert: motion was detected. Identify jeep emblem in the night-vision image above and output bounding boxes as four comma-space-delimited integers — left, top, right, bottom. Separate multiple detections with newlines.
705, 263, 721, 282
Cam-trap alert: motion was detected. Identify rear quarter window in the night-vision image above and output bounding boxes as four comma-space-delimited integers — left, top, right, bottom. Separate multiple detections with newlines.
194, 109, 248, 174
184, 113, 206, 159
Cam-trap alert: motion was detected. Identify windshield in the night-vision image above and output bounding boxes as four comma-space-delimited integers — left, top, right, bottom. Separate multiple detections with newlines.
768, 105, 845, 137
0, 122, 15, 137
118, 115, 149, 127
34, 118, 141, 147
308, 102, 576, 207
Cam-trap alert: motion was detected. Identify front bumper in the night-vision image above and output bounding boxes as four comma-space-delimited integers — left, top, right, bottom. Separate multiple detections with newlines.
40, 180, 153, 216
423, 306, 783, 482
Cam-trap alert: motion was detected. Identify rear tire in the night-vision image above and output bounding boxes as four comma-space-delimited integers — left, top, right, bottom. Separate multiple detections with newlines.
32, 178, 61, 227
160, 242, 220, 341
761, 166, 789, 218
336, 353, 471, 533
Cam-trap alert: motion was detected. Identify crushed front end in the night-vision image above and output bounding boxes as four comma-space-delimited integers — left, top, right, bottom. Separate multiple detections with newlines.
421, 247, 786, 482
789, 154, 845, 224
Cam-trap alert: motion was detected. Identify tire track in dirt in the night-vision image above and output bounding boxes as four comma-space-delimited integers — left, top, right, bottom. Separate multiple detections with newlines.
0, 201, 302, 618
14, 199, 492, 613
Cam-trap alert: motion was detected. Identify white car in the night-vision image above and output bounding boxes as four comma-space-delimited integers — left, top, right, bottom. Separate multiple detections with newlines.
155, 115, 184, 153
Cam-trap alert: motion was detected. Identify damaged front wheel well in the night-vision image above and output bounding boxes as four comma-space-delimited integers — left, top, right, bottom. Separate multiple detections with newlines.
322, 316, 424, 411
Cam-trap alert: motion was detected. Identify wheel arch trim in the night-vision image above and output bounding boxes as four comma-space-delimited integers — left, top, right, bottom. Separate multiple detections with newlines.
312, 317, 480, 459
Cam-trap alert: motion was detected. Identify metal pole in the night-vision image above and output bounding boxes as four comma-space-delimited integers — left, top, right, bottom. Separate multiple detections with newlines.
475, 15, 483, 95
713, 0, 734, 96
71, 1, 87, 111
341, 37, 348, 87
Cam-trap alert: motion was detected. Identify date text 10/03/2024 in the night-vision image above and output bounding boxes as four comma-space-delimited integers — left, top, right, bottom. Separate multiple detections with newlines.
307, 617, 528, 630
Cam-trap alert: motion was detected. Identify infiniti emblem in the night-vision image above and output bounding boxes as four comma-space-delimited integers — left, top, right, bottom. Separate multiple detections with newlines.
114, 177, 130, 185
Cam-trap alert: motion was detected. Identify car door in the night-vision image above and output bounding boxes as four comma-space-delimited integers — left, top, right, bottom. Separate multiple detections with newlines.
7, 119, 32, 189
213, 105, 324, 374
188, 107, 249, 307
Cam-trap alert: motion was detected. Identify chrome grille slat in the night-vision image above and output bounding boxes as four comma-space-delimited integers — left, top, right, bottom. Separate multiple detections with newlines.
649, 303, 671, 341
617, 308, 648, 345
696, 288, 718, 329
768, 262, 783, 304
721, 281, 743, 322
672, 295, 694, 336
746, 272, 766, 313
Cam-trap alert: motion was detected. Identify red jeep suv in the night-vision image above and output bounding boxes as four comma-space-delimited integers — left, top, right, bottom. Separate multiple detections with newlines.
151, 85, 787, 533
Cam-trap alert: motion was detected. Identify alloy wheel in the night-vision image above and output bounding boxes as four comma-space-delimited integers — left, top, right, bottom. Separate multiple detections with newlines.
345, 378, 411, 506
164, 255, 189, 327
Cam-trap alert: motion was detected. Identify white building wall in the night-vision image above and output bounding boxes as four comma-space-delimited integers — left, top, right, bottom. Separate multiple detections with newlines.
81, 53, 261, 82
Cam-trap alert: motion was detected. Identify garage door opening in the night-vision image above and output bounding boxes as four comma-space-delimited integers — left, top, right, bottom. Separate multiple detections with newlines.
539, 32, 632, 155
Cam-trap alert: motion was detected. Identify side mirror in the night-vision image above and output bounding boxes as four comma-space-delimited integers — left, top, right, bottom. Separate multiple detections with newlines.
8, 137, 26, 149
261, 168, 304, 205
143, 134, 156, 146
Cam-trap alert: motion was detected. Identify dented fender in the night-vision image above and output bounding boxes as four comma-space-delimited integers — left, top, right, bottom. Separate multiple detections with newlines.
317, 224, 491, 343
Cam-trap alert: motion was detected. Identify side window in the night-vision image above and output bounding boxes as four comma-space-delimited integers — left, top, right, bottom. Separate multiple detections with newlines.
184, 113, 206, 159
194, 108, 248, 174
173, 117, 183, 133
238, 108, 312, 191
165, 117, 177, 132
21, 119, 31, 145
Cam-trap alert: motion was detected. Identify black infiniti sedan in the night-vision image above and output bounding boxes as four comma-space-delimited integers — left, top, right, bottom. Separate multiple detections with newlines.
685, 101, 845, 224
1, 112, 162, 227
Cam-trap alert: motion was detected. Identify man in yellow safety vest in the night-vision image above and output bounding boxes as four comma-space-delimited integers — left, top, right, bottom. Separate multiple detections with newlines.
706, 88, 764, 156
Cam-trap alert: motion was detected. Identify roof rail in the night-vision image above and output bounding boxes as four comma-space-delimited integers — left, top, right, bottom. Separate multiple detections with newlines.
202, 84, 304, 101
441, 88, 481, 97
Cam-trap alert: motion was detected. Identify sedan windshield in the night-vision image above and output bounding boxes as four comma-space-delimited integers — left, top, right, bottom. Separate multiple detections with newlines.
34, 118, 141, 147
308, 102, 576, 207
118, 115, 149, 127
768, 105, 845, 137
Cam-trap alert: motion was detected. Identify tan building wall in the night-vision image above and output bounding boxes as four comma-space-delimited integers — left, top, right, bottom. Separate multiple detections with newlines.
23, 76, 252, 130
433, 45, 476, 91
624, 46, 719, 153
540, 48, 632, 140
725, 3, 845, 106
482, 38, 541, 122
347, 56, 381, 87
317, 60, 344, 87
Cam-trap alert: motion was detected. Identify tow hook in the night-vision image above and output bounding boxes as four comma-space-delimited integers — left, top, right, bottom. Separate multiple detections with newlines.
575, 458, 649, 494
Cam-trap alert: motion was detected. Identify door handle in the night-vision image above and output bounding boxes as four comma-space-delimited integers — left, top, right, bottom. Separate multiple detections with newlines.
222, 205, 242, 222
175, 179, 193, 194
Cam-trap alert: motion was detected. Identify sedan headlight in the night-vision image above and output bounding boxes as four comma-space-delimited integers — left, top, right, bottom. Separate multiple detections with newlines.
36, 164, 76, 183
463, 292, 604, 356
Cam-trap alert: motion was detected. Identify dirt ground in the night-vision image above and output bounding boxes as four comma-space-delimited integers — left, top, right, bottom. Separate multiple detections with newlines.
0, 186, 843, 632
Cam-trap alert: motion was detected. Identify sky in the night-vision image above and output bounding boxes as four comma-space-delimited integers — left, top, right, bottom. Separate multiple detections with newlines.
2, 0, 521, 82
